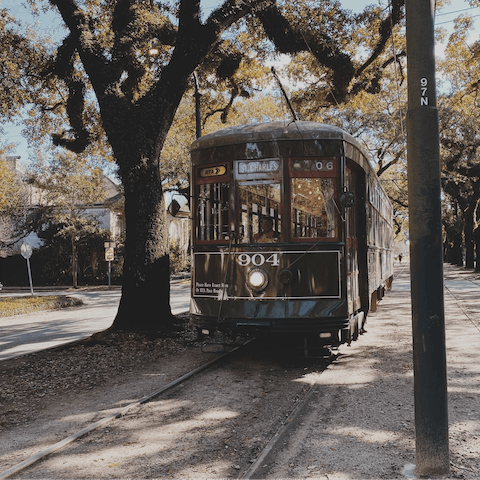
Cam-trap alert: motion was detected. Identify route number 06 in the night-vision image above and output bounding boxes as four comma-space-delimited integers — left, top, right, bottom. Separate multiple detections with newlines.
316, 160, 334, 170
237, 253, 280, 267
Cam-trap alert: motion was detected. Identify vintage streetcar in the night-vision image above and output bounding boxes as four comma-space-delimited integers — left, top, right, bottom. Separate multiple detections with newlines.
189, 121, 393, 350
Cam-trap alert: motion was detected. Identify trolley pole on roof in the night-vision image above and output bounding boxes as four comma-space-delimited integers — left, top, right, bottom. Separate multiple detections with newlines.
405, 0, 450, 476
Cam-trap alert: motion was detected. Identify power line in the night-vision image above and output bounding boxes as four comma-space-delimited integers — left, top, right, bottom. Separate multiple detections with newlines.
436, 13, 480, 26
436, 6, 480, 17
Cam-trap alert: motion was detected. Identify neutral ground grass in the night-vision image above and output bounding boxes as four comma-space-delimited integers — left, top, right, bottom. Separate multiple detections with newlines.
0, 295, 83, 317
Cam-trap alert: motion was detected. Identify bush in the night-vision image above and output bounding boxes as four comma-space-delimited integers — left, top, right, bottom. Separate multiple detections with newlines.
170, 244, 190, 274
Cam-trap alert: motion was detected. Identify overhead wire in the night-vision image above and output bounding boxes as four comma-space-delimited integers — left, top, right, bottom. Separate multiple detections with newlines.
436, 13, 480, 26
436, 6, 480, 17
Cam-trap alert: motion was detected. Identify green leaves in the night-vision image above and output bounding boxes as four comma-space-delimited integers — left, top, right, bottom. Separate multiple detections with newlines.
0, 157, 27, 217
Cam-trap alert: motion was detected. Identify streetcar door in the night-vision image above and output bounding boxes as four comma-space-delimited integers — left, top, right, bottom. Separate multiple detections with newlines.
345, 165, 360, 315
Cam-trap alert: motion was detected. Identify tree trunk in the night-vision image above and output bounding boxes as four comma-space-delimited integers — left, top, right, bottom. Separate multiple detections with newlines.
475, 226, 480, 272
443, 240, 451, 264
476, 241, 480, 272
443, 224, 454, 264
465, 205, 475, 269
72, 236, 78, 288
451, 231, 463, 266
110, 158, 177, 333
465, 238, 475, 269
98, 67, 192, 333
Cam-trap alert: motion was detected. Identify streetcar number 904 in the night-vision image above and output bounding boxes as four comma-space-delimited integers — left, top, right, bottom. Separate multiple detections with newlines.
237, 253, 280, 267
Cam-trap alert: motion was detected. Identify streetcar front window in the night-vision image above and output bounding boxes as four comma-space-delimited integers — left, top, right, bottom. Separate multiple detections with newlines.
238, 181, 282, 243
291, 178, 336, 238
290, 158, 338, 240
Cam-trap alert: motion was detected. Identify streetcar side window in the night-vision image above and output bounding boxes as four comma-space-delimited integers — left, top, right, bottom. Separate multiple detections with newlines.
290, 158, 338, 241
195, 164, 230, 243
238, 181, 282, 244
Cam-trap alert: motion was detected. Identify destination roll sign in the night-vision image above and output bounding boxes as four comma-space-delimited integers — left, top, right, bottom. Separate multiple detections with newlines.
238, 159, 280, 174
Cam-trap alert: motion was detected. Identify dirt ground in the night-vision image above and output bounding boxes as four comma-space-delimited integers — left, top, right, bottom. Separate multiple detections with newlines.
0, 263, 479, 479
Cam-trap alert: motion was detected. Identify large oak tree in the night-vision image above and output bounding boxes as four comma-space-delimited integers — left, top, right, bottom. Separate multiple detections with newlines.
15, 0, 405, 333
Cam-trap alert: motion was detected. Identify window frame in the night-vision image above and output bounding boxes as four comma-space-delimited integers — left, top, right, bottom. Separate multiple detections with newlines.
288, 157, 339, 242
236, 179, 283, 244
194, 163, 231, 245
234, 158, 283, 245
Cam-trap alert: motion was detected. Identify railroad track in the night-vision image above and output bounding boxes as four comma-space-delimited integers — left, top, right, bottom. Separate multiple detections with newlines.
0, 337, 332, 479
240, 376, 322, 479
0, 341, 246, 480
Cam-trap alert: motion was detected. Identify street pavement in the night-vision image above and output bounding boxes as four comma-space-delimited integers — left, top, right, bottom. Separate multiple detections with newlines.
0, 282, 191, 361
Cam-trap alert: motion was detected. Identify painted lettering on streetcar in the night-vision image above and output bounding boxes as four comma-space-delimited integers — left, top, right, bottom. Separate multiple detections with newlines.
236, 253, 280, 267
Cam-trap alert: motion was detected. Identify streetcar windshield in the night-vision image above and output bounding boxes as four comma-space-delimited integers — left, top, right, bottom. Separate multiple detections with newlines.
237, 181, 282, 244
290, 158, 338, 240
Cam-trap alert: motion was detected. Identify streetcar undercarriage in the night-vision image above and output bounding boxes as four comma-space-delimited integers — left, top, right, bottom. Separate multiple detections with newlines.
191, 309, 366, 348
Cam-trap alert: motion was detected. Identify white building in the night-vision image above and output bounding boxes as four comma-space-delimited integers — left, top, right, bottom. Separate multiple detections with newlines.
1, 156, 125, 254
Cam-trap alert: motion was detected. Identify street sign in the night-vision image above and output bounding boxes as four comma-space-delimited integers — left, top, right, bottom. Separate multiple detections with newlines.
20, 242, 34, 295
20, 242, 33, 260
105, 247, 114, 261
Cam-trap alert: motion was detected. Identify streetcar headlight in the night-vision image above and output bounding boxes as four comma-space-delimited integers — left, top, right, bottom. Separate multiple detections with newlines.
247, 268, 269, 291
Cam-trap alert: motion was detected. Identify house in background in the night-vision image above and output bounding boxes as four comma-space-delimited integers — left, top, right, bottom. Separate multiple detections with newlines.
83, 176, 125, 240
2, 156, 125, 254
3, 156, 190, 264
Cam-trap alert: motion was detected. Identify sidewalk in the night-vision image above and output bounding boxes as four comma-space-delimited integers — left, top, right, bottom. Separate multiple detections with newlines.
264, 261, 480, 479
0, 283, 191, 361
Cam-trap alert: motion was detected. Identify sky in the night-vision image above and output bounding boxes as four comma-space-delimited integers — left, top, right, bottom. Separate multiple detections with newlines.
1, 0, 479, 163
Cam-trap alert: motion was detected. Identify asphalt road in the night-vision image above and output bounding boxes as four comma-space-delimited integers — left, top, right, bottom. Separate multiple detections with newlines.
0, 283, 191, 362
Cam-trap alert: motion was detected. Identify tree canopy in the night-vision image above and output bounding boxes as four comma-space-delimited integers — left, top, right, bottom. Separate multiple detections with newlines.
0, 7, 47, 121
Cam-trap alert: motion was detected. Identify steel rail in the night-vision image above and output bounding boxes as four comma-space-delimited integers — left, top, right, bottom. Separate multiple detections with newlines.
0, 341, 248, 480
240, 363, 330, 479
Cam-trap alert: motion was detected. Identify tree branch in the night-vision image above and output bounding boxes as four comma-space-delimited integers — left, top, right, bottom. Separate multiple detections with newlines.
257, 3, 354, 103
48, 0, 117, 94
355, 0, 405, 77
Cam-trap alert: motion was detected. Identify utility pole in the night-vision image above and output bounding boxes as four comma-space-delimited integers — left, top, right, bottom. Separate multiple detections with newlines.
405, 0, 450, 476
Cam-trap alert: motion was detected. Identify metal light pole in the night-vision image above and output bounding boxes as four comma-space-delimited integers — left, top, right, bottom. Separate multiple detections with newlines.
405, 0, 450, 476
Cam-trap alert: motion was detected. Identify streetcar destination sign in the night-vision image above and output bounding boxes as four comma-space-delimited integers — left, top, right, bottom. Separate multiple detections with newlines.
238, 159, 280, 174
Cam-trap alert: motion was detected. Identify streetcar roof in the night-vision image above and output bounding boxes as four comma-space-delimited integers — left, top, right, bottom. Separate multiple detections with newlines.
191, 121, 369, 158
